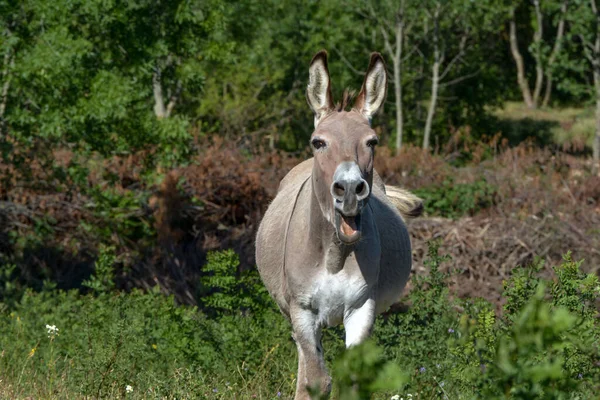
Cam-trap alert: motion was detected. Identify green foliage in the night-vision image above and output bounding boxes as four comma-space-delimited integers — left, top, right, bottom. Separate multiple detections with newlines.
0, 284, 294, 398
310, 340, 407, 400
551, 252, 600, 318
480, 253, 600, 399
485, 285, 586, 399
1, 0, 234, 161
0, 0, 595, 171
1, 244, 599, 399
373, 241, 459, 397
414, 178, 497, 219
199, 250, 272, 316
81, 187, 155, 247
503, 257, 545, 319
558, 0, 598, 107
82, 245, 117, 293
0, 263, 18, 307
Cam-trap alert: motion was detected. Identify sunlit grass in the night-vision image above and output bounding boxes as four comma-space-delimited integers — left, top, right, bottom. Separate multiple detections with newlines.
493, 101, 596, 149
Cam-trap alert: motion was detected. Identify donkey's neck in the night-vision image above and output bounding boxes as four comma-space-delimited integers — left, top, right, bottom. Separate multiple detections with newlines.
308, 174, 353, 274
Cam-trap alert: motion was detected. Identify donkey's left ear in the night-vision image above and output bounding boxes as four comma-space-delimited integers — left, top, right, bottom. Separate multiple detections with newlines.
354, 53, 388, 122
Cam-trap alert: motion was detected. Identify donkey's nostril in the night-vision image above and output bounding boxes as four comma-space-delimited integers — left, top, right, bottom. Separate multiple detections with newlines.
356, 182, 365, 195
333, 182, 345, 197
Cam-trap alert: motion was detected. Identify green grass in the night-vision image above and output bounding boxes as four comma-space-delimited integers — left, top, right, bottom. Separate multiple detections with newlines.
0, 246, 599, 399
492, 102, 596, 149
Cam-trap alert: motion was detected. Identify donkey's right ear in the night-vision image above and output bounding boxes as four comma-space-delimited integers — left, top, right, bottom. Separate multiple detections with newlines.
306, 50, 334, 127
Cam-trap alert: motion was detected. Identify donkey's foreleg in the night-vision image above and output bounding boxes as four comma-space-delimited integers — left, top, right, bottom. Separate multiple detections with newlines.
343, 296, 376, 347
291, 305, 331, 400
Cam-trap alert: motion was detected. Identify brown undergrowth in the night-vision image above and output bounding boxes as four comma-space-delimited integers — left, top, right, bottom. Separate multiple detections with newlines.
1, 137, 598, 308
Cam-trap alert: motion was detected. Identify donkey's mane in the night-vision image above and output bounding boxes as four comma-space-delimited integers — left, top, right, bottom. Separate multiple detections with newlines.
335, 89, 356, 112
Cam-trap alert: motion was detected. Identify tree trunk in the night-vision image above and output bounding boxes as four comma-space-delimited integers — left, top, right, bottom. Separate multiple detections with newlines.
153, 66, 181, 119
509, 8, 535, 108
542, 0, 568, 107
594, 75, 600, 175
593, 0, 600, 174
423, 60, 439, 151
532, 0, 544, 106
153, 68, 167, 119
0, 51, 13, 136
423, 5, 440, 151
0, 50, 15, 125
394, 7, 404, 151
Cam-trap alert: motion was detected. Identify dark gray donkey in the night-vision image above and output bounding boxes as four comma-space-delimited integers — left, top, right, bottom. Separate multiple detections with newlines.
256, 50, 422, 399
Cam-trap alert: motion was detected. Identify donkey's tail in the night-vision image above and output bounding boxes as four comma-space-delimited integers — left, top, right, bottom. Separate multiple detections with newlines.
384, 185, 424, 219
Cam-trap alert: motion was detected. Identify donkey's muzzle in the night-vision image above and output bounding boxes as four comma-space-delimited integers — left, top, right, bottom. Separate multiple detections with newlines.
331, 162, 370, 217
331, 162, 370, 244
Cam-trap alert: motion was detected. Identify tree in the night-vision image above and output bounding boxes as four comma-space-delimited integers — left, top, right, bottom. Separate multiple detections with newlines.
0, 0, 233, 160
509, 2, 539, 108
347, 0, 502, 151
421, 0, 499, 150
542, 0, 569, 107
567, 0, 599, 172
508, 0, 571, 109
338, 0, 423, 151
356, 0, 417, 151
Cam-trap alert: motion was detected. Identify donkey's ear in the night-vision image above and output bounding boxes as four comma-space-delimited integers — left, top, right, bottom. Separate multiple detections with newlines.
307, 50, 334, 127
354, 53, 388, 122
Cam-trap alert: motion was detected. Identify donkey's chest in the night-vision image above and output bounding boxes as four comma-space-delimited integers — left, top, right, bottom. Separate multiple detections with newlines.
307, 268, 373, 327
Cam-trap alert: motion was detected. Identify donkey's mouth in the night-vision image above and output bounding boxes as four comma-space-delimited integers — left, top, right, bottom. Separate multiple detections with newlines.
334, 211, 362, 244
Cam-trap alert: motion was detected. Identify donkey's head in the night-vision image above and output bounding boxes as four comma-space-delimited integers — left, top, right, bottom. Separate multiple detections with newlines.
307, 50, 387, 245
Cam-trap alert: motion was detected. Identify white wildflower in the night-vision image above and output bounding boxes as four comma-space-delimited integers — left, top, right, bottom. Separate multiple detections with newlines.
46, 324, 59, 338
126, 385, 133, 393
391, 396, 400, 400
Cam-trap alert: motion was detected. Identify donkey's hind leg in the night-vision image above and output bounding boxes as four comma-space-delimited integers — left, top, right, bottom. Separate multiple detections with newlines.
291, 304, 331, 400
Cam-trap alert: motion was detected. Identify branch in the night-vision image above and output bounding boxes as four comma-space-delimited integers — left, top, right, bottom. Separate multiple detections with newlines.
379, 25, 396, 59
533, 0, 544, 43
395, 0, 405, 62
532, 0, 544, 103
401, 43, 421, 62
439, 69, 481, 87
579, 34, 595, 64
546, 0, 569, 68
332, 47, 365, 75
439, 32, 469, 81
594, 0, 600, 57
165, 80, 182, 118
367, 1, 394, 32
252, 81, 268, 100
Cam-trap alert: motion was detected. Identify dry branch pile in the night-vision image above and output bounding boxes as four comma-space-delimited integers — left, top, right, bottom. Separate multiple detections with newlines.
409, 212, 600, 309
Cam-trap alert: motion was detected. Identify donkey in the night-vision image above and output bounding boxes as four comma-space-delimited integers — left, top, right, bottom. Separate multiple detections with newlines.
255, 50, 422, 399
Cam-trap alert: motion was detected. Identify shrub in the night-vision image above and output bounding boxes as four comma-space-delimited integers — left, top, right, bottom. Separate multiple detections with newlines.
414, 178, 497, 219
199, 249, 272, 316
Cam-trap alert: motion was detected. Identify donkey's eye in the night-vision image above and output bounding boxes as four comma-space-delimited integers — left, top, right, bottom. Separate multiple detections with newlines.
311, 138, 327, 150
366, 138, 379, 148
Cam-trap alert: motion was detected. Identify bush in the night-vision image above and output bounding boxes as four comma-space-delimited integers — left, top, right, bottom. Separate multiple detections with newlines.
199, 249, 273, 316
414, 178, 497, 219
